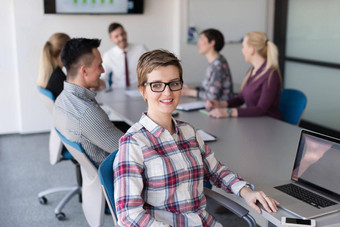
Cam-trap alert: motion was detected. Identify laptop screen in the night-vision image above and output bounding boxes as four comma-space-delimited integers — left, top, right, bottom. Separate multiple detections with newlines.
291, 130, 340, 197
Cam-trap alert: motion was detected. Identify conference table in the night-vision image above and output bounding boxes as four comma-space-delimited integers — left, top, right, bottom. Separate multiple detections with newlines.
96, 88, 340, 227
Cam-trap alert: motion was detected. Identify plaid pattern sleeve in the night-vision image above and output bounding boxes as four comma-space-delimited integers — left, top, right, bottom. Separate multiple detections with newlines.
113, 113, 250, 226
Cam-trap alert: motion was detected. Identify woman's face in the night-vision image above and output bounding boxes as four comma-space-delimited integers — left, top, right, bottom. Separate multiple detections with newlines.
241, 36, 253, 63
197, 33, 214, 55
140, 65, 182, 119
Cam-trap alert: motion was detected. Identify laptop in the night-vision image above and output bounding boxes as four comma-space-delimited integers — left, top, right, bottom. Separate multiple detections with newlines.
262, 130, 340, 219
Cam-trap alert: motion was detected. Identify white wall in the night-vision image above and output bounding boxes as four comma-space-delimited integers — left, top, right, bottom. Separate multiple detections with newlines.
0, 0, 180, 134
0, 1, 20, 134
179, 0, 275, 89
0, 0, 273, 134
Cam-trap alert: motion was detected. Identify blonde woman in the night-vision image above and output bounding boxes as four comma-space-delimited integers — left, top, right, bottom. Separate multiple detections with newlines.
206, 31, 282, 119
38, 33, 70, 98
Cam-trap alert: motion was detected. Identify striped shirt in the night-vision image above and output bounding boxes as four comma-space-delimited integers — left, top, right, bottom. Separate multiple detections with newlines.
53, 82, 123, 167
113, 113, 252, 227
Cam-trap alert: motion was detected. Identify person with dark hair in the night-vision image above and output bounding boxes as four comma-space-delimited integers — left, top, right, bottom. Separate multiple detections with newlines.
53, 38, 124, 167
38, 32, 70, 98
100, 22, 147, 88
113, 49, 279, 227
182, 28, 233, 101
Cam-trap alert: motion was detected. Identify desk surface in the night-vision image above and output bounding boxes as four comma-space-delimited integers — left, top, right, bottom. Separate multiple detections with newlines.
97, 90, 340, 227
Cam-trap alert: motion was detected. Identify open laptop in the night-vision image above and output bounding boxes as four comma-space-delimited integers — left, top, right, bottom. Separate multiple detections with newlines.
262, 130, 340, 219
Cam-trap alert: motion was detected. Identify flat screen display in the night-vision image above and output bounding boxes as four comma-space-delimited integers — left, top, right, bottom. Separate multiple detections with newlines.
44, 0, 144, 14
292, 131, 340, 197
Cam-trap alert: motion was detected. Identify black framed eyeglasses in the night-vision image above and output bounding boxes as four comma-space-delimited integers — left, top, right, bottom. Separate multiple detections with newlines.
144, 80, 183, 92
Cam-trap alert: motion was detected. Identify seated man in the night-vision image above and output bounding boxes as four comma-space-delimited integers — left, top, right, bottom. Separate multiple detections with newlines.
53, 38, 124, 167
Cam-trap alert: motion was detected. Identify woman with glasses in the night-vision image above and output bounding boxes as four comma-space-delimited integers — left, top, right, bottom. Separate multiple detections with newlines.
181, 28, 233, 101
113, 49, 279, 227
206, 31, 282, 119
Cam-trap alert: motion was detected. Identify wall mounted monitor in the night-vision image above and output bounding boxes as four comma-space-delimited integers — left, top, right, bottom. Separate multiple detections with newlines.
44, 0, 144, 14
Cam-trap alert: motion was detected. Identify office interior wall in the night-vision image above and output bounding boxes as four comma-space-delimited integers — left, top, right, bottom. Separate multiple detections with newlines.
0, 0, 180, 134
0, 1, 20, 134
179, 0, 274, 90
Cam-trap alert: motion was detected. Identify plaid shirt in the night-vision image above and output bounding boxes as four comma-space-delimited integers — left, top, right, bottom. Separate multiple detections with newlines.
113, 113, 251, 226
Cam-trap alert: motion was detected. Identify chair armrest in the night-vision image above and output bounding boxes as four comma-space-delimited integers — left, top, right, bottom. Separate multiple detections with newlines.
204, 188, 248, 218
204, 188, 257, 227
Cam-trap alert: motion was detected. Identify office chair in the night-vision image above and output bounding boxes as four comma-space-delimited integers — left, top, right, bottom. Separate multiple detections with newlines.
37, 86, 82, 221
98, 151, 257, 227
279, 88, 307, 125
56, 129, 106, 227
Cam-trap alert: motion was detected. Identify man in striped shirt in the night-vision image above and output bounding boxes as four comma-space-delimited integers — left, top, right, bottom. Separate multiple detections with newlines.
53, 38, 123, 167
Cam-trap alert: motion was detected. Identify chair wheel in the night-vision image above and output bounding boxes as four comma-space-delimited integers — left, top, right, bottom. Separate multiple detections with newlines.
56, 212, 66, 220
39, 196, 47, 205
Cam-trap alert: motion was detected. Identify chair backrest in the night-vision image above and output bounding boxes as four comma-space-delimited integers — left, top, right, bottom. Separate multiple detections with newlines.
279, 89, 307, 125
37, 86, 55, 114
55, 128, 105, 227
98, 150, 119, 225
37, 86, 66, 165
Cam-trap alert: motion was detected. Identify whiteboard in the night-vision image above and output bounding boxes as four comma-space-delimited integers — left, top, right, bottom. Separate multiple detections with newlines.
188, 0, 268, 42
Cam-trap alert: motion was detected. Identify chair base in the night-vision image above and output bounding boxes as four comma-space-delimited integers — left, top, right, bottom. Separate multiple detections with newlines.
38, 185, 82, 220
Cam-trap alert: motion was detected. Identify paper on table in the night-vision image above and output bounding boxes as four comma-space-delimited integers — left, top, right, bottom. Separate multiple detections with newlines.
197, 129, 216, 142
125, 90, 141, 97
176, 101, 205, 111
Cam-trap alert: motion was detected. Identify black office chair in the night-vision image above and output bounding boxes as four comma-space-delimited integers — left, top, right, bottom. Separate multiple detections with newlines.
98, 151, 257, 227
37, 86, 82, 220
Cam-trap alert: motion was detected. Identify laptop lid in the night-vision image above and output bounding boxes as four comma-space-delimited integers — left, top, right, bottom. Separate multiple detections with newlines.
291, 130, 340, 201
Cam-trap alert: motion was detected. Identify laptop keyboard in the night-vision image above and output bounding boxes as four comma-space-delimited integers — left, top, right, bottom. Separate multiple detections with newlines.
275, 184, 337, 209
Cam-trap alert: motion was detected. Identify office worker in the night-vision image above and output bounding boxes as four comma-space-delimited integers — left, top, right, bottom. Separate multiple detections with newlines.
181, 28, 233, 101
53, 38, 124, 167
206, 31, 282, 119
113, 49, 279, 226
38, 33, 70, 98
100, 22, 147, 89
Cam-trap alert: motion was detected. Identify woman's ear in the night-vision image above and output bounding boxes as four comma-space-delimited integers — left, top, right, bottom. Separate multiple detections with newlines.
138, 86, 147, 102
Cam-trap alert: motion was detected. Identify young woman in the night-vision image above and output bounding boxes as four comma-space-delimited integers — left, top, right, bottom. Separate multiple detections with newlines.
206, 31, 282, 119
113, 49, 279, 226
38, 32, 70, 98
181, 29, 233, 101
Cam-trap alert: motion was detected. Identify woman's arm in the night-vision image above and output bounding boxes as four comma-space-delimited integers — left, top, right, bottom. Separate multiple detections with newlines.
196, 131, 279, 214
114, 136, 170, 227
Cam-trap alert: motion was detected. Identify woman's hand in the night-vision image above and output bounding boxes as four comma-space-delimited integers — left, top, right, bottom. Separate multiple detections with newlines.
205, 100, 219, 110
240, 186, 280, 214
208, 108, 229, 118
181, 84, 197, 97
205, 100, 227, 110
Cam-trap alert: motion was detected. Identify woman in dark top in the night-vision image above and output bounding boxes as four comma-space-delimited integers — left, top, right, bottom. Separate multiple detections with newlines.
38, 33, 70, 98
181, 29, 233, 101
206, 31, 282, 119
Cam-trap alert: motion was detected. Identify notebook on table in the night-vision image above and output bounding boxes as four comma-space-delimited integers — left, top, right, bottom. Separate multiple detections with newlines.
262, 130, 340, 219
176, 101, 205, 111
